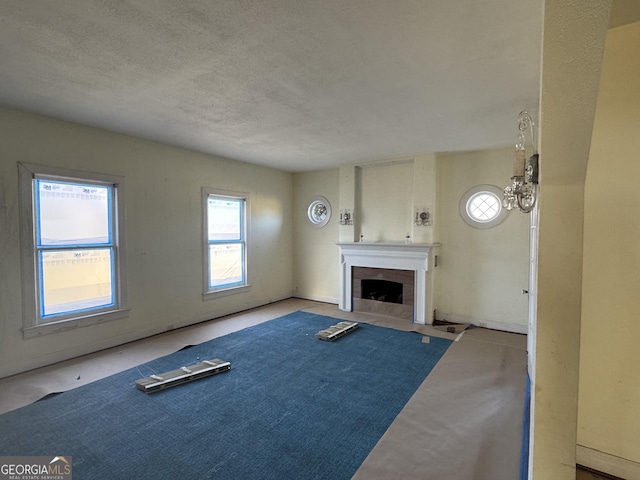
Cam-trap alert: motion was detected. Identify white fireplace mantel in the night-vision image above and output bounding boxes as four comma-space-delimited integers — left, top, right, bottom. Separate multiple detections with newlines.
337, 242, 440, 324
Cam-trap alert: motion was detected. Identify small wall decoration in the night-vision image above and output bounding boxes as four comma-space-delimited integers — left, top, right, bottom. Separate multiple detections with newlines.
307, 196, 331, 228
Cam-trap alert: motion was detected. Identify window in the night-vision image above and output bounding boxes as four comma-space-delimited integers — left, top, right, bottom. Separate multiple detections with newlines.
19, 163, 128, 337
203, 188, 250, 298
468, 192, 500, 222
459, 185, 509, 229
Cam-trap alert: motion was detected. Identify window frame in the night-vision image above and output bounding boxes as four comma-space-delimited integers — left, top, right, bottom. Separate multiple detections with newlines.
202, 187, 251, 300
19, 163, 129, 338
459, 184, 509, 229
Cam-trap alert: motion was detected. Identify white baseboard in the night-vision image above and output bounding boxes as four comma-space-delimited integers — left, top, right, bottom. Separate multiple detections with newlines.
293, 293, 338, 305
0, 295, 292, 379
435, 312, 528, 335
577, 444, 640, 479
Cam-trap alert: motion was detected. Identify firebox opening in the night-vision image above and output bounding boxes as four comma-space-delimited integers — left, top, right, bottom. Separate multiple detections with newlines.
361, 279, 403, 304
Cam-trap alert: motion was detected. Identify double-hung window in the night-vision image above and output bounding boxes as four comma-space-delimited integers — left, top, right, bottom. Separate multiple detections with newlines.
19, 163, 128, 337
203, 188, 250, 298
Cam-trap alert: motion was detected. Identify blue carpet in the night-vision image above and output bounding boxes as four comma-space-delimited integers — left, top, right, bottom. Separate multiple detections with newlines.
0, 311, 452, 479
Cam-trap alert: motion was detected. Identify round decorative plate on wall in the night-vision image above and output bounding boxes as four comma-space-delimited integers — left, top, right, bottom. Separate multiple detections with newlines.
307, 196, 331, 228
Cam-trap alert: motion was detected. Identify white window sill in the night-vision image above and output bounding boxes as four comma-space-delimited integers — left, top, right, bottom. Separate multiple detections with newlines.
203, 284, 251, 301
23, 308, 130, 339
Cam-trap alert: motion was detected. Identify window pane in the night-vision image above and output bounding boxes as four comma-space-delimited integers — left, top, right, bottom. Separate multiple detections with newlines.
40, 249, 114, 317
207, 197, 241, 241
467, 193, 501, 222
209, 244, 244, 288
37, 180, 111, 246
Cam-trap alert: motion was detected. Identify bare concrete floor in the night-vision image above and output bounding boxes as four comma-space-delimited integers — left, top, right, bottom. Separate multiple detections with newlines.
0, 299, 528, 479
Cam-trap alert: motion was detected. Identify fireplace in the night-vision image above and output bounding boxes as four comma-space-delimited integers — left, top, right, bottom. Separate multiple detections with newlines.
361, 278, 403, 303
352, 267, 414, 320
337, 242, 439, 324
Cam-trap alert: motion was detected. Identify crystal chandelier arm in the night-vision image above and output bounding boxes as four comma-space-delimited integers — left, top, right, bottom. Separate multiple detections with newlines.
516, 184, 537, 213
518, 110, 537, 156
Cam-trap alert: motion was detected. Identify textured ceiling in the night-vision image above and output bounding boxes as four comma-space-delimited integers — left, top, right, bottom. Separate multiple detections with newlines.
0, 1, 545, 171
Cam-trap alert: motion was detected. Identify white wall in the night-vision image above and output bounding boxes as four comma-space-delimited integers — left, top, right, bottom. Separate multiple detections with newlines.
292, 169, 340, 303
359, 161, 414, 243
435, 148, 529, 332
531, 0, 611, 477
0, 107, 538, 378
294, 156, 438, 306
294, 151, 529, 333
338, 154, 437, 244
578, 20, 640, 475
0, 108, 294, 378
